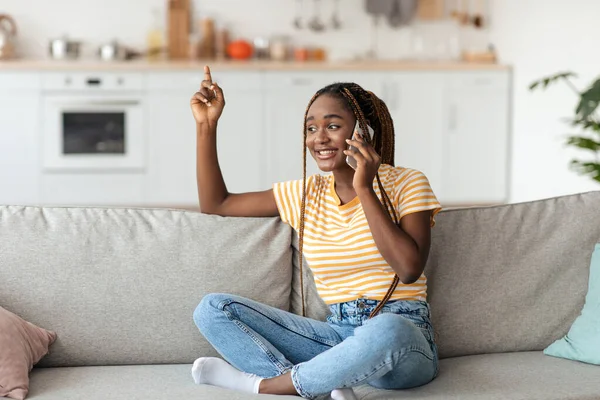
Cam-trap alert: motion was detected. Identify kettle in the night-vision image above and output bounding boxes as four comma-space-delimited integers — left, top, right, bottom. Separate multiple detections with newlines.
0, 14, 17, 60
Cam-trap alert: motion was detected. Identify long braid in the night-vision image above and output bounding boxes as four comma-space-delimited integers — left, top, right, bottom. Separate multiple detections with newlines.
338, 87, 401, 318
298, 91, 320, 317
298, 82, 400, 319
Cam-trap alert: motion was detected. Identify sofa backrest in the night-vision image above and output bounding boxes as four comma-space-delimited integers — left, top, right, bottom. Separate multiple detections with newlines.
294, 191, 600, 359
0, 206, 293, 367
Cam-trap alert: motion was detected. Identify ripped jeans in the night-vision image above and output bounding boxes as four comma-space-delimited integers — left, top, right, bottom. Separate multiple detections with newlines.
194, 293, 438, 399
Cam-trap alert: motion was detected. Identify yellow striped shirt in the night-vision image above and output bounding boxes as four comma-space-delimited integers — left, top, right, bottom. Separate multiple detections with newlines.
273, 164, 442, 305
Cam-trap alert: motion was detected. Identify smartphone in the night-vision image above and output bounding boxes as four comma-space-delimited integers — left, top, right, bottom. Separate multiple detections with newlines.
346, 121, 374, 170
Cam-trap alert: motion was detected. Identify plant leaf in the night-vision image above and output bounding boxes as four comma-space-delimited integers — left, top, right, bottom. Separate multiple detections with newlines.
570, 160, 600, 182
566, 136, 600, 152
570, 118, 600, 131
575, 78, 600, 119
529, 71, 578, 92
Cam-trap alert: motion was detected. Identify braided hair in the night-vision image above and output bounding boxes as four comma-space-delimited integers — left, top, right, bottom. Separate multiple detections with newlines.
299, 82, 400, 319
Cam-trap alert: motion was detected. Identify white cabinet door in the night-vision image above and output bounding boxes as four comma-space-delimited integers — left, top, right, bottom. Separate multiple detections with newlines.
0, 74, 41, 205
441, 72, 510, 204
145, 72, 263, 207
145, 90, 202, 206
379, 72, 446, 200
264, 72, 380, 185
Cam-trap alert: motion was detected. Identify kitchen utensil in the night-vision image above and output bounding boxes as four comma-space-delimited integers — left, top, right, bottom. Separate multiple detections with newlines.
253, 37, 270, 60
451, 0, 469, 25
294, 47, 309, 62
215, 29, 230, 60
0, 14, 17, 60
308, 0, 325, 32
417, 0, 445, 20
98, 40, 128, 61
293, 0, 303, 29
365, 0, 395, 16
400, 0, 419, 24
311, 47, 327, 61
331, 0, 342, 29
364, 0, 394, 58
198, 18, 216, 59
472, 0, 485, 28
388, 0, 416, 28
270, 36, 290, 61
168, 0, 191, 59
48, 36, 82, 60
227, 40, 253, 60
462, 49, 496, 63
387, 0, 403, 28
461, 0, 470, 25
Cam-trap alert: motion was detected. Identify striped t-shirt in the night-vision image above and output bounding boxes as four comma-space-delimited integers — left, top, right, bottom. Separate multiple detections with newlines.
273, 164, 442, 305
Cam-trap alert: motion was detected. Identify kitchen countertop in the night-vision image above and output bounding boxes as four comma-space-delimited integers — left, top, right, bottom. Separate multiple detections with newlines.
0, 59, 510, 72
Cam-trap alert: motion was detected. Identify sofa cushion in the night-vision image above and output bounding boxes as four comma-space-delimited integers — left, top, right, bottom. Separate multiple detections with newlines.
294, 191, 600, 359
424, 191, 600, 359
28, 364, 298, 400
26, 352, 600, 400
544, 243, 600, 364
356, 352, 600, 399
0, 306, 57, 400
0, 206, 293, 367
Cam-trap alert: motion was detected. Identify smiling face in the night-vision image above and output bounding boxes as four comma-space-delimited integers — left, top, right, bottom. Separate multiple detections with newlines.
305, 94, 356, 172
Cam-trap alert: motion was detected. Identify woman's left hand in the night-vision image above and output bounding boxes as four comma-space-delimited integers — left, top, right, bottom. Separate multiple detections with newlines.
344, 132, 381, 192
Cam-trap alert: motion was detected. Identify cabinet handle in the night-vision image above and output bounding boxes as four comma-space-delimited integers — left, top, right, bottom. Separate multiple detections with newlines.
448, 104, 458, 131
86, 78, 102, 86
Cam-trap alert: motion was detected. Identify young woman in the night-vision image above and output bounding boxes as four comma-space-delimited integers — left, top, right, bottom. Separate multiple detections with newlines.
191, 66, 441, 400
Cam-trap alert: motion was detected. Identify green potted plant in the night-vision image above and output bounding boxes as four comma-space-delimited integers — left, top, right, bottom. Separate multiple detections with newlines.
530, 72, 600, 183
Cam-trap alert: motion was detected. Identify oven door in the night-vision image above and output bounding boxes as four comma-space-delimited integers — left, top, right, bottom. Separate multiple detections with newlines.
42, 94, 145, 171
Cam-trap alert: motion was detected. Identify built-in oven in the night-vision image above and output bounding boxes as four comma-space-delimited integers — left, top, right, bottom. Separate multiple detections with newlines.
41, 73, 146, 171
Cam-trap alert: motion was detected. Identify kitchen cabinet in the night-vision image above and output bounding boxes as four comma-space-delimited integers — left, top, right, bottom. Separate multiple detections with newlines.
379, 72, 446, 199
145, 71, 263, 207
381, 71, 510, 205
440, 72, 510, 204
0, 73, 41, 205
0, 65, 511, 209
264, 72, 380, 185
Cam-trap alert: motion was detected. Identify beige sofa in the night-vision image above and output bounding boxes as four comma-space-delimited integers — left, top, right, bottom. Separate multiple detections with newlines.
1, 191, 600, 400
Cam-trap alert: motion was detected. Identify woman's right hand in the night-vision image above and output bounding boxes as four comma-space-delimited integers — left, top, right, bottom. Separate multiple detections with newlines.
190, 65, 225, 126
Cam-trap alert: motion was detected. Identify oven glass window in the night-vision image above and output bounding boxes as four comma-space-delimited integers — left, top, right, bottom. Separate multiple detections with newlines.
63, 113, 126, 154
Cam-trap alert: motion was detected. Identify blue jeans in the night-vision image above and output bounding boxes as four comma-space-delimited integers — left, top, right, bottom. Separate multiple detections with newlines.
194, 293, 438, 399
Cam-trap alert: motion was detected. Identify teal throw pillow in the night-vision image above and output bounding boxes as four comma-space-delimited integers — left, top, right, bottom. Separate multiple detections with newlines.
544, 243, 600, 364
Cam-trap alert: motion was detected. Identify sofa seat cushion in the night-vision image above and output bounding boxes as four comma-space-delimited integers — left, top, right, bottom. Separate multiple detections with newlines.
0, 207, 293, 367
355, 352, 600, 400
27, 352, 600, 400
28, 364, 298, 400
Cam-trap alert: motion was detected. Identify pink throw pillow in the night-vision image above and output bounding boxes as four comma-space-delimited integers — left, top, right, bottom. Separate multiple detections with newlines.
0, 306, 57, 400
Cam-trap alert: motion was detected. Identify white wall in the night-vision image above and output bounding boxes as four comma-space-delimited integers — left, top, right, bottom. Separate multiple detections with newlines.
2, 0, 600, 202
489, 0, 600, 201
2, 0, 423, 61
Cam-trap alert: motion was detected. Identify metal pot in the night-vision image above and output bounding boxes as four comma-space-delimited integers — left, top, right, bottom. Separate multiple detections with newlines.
49, 37, 82, 60
98, 40, 127, 61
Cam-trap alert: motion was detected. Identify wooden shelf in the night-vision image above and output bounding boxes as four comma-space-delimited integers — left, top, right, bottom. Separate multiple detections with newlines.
0, 59, 511, 72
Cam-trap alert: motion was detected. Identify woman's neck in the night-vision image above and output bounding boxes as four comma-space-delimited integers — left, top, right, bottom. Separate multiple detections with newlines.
332, 167, 354, 189
332, 168, 356, 205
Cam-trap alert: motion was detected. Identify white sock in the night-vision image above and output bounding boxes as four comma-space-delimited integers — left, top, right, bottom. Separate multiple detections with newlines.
331, 388, 358, 400
191, 357, 263, 394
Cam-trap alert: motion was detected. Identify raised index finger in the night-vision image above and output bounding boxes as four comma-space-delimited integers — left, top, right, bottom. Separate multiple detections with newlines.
203, 65, 213, 83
